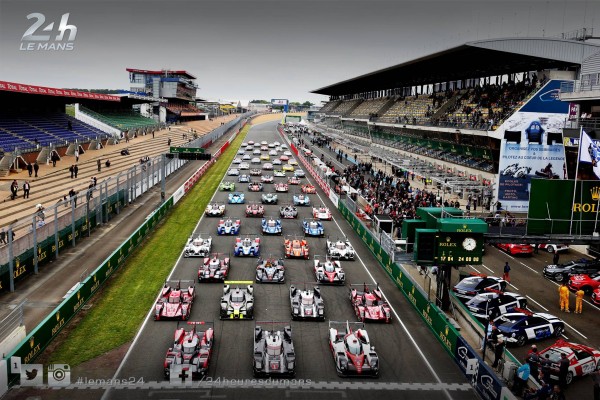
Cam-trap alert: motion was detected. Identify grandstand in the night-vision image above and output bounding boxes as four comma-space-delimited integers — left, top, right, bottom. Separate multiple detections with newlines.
79, 105, 159, 131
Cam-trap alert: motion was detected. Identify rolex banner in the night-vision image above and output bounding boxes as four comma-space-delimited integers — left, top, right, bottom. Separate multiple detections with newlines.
527, 179, 600, 235
580, 130, 600, 179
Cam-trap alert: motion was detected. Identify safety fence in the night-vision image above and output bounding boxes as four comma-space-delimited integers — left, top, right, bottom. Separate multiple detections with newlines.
277, 125, 516, 400
2, 116, 249, 385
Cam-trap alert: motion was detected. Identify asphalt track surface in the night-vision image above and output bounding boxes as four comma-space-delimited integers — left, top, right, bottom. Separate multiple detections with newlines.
100, 121, 477, 400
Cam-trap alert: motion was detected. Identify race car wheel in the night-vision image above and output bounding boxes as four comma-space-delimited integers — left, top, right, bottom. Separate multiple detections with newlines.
516, 334, 526, 347
554, 273, 565, 283
566, 371, 573, 385
583, 286, 593, 295
554, 326, 564, 337
547, 246, 555, 253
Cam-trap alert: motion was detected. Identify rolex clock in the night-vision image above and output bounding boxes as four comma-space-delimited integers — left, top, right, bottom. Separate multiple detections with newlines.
462, 237, 477, 251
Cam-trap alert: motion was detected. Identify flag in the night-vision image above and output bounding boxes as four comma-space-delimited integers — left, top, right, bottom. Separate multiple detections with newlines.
580, 130, 600, 179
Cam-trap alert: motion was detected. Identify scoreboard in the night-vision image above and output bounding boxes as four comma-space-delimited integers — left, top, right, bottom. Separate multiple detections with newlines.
168, 147, 211, 160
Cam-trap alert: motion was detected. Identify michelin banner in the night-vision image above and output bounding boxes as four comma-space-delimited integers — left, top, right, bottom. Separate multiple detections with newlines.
495, 80, 568, 212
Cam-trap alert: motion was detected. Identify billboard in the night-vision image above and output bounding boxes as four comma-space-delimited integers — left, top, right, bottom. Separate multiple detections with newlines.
495, 80, 570, 212
271, 99, 288, 106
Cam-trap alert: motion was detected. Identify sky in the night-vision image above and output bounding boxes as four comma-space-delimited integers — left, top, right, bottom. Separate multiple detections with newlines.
1, 0, 600, 105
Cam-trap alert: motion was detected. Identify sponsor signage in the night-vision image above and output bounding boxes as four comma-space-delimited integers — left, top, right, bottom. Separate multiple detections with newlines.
0, 81, 120, 101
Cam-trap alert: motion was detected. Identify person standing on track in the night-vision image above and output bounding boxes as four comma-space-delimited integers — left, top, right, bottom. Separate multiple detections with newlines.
559, 283, 570, 312
502, 262, 511, 283
575, 288, 584, 314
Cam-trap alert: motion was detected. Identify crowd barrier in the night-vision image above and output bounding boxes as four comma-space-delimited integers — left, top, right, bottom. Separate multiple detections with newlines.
2, 117, 249, 384
277, 125, 515, 400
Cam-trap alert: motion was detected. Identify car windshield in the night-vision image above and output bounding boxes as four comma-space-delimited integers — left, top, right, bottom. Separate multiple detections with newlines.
309, 222, 317, 229
268, 221, 276, 227
224, 221, 232, 227
457, 277, 483, 290
346, 338, 361, 355
336, 243, 346, 250
542, 349, 563, 363
243, 239, 251, 246
293, 242, 301, 249
169, 293, 180, 303
193, 239, 203, 246
365, 295, 377, 306
231, 292, 243, 302
302, 294, 313, 305
183, 341, 196, 354
324, 262, 335, 272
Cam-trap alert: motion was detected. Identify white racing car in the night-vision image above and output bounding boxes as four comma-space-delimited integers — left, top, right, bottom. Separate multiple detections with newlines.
313, 206, 332, 220
205, 203, 226, 217
184, 234, 213, 257
326, 237, 355, 260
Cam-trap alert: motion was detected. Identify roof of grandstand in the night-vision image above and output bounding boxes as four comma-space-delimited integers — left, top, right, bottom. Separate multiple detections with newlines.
126, 68, 197, 80
0, 80, 120, 102
312, 37, 600, 96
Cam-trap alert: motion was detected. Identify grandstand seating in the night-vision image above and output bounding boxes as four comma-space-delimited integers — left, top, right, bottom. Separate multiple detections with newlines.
80, 106, 159, 131
166, 104, 206, 115
348, 98, 388, 118
329, 99, 362, 116
318, 100, 342, 113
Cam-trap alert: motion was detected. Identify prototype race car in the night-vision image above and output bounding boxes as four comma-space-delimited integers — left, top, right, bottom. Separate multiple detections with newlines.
233, 157, 242, 163
250, 168, 262, 176
280, 155, 290, 162
205, 203, 226, 217
261, 217, 282, 235
289, 160, 298, 166
239, 162, 250, 170
288, 176, 301, 185
301, 184, 316, 194
282, 164, 294, 172
234, 236, 261, 257
227, 168, 240, 176
220, 282, 254, 319
452, 274, 507, 302
238, 174, 250, 183
568, 274, 600, 294
261, 192, 278, 204
279, 204, 298, 219
217, 218, 241, 235
349, 283, 392, 323
326, 237, 355, 260
329, 322, 379, 377
184, 234, 212, 257
294, 169, 305, 177
313, 206, 332, 220
539, 339, 600, 385
293, 193, 311, 206
251, 157, 261, 164
253, 324, 295, 377
274, 170, 286, 177
261, 175, 274, 184
284, 237, 309, 259
228, 192, 245, 204
494, 309, 564, 346
274, 183, 289, 192
303, 219, 324, 237
465, 289, 527, 320
163, 321, 213, 379
269, 149, 278, 156
248, 181, 264, 192
219, 181, 235, 191
260, 154, 270, 161
290, 285, 324, 320
263, 163, 273, 170
272, 159, 282, 165
199, 253, 230, 282
314, 256, 345, 284
246, 203, 265, 217
255, 257, 285, 283
155, 281, 196, 321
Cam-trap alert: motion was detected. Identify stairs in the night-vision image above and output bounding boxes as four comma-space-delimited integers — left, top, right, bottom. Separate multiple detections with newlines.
342, 100, 364, 117
375, 98, 398, 118
431, 91, 464, 121
0, 153, 15, 177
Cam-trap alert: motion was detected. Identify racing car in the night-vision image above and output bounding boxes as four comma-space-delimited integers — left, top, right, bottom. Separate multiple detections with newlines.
217, 218, 241, 235
253, 324, 295, 377
261, 175, 274, 184
349, 283, 392, 323
155, 281, 196, 321
494, 308, 564, 346
289, 160, 298, 166
250, 168, 262, 176
228, 192, 245, 204
313, 206, 332, 220
272, 159, 282, 166
280, 155, 290, 162
284, 237, 310, 259
184, 234, 212, 257
290, 285, 324, 320
301, 184, 316, 194
452, 273, 507, 302
260, 154, 270, 161
261, 192, 278, 204
255, 257, 285, 283
239, 162, 250, 170
219, 181, 235, 191
248, 181, 264, 192
234, 236, 261, 257
199, 253, 230, 282
568, 273, 600, 294
303, 219, 324, 237
263, 163, 273, 170
227, 168, 240, 176
293, 193, 311, 206
246, 203, 265, 217
288, 176, 301, 185
294, 170, 305, 178
220, 282, 254, 319
279, 204, 298, 219
282, 164, 294, 172
539, 339, 600, 385
495, 243, 534, 255
274, 183, 289, 192
314, 256, 345, 284
464, 289, 527, 320
261, 217, 282, 235
238, 174, 250, 183
274, 170, 286, 177
326, 237, 355, 260
205, 203, 226, 217
163, 321, 213, 379
329, 321, 379, 377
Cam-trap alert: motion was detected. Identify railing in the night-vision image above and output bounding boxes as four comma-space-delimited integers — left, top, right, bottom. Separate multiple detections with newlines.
560, 80, 600, 94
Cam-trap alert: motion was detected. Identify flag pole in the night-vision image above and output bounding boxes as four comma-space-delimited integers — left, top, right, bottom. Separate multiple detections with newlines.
570, 126, 583, 235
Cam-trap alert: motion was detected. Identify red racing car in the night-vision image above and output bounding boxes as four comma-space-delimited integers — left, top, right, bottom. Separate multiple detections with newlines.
155, 281, 196, 321
284, 237, 310, 259
349, 283, 392, 323
495, 243, 534, 255
301, 184, 316, 194
164, 321, 214, 379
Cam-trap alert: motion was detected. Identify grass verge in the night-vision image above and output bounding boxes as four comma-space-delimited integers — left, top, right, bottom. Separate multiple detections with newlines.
48, 123, 250, 366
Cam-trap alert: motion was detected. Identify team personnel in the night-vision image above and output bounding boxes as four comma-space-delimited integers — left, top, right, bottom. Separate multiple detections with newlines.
502, 262, 511, 283
559, 283, 570, 313
575, 288, 584, 314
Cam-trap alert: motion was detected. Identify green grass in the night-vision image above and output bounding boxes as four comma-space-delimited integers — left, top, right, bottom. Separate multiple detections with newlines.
49, 124, 251, 366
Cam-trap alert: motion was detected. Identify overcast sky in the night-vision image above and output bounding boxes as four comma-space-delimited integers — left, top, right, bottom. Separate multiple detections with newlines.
1, 0, 599, 105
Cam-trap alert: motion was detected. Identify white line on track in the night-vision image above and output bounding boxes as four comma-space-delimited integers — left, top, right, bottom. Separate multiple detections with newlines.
509, 283, 520, 291
526, 295, 549, 311
503, 253, 539, 274
103, 126, 252, 400
481, 264, 494, 274
468, 265, 481, 274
